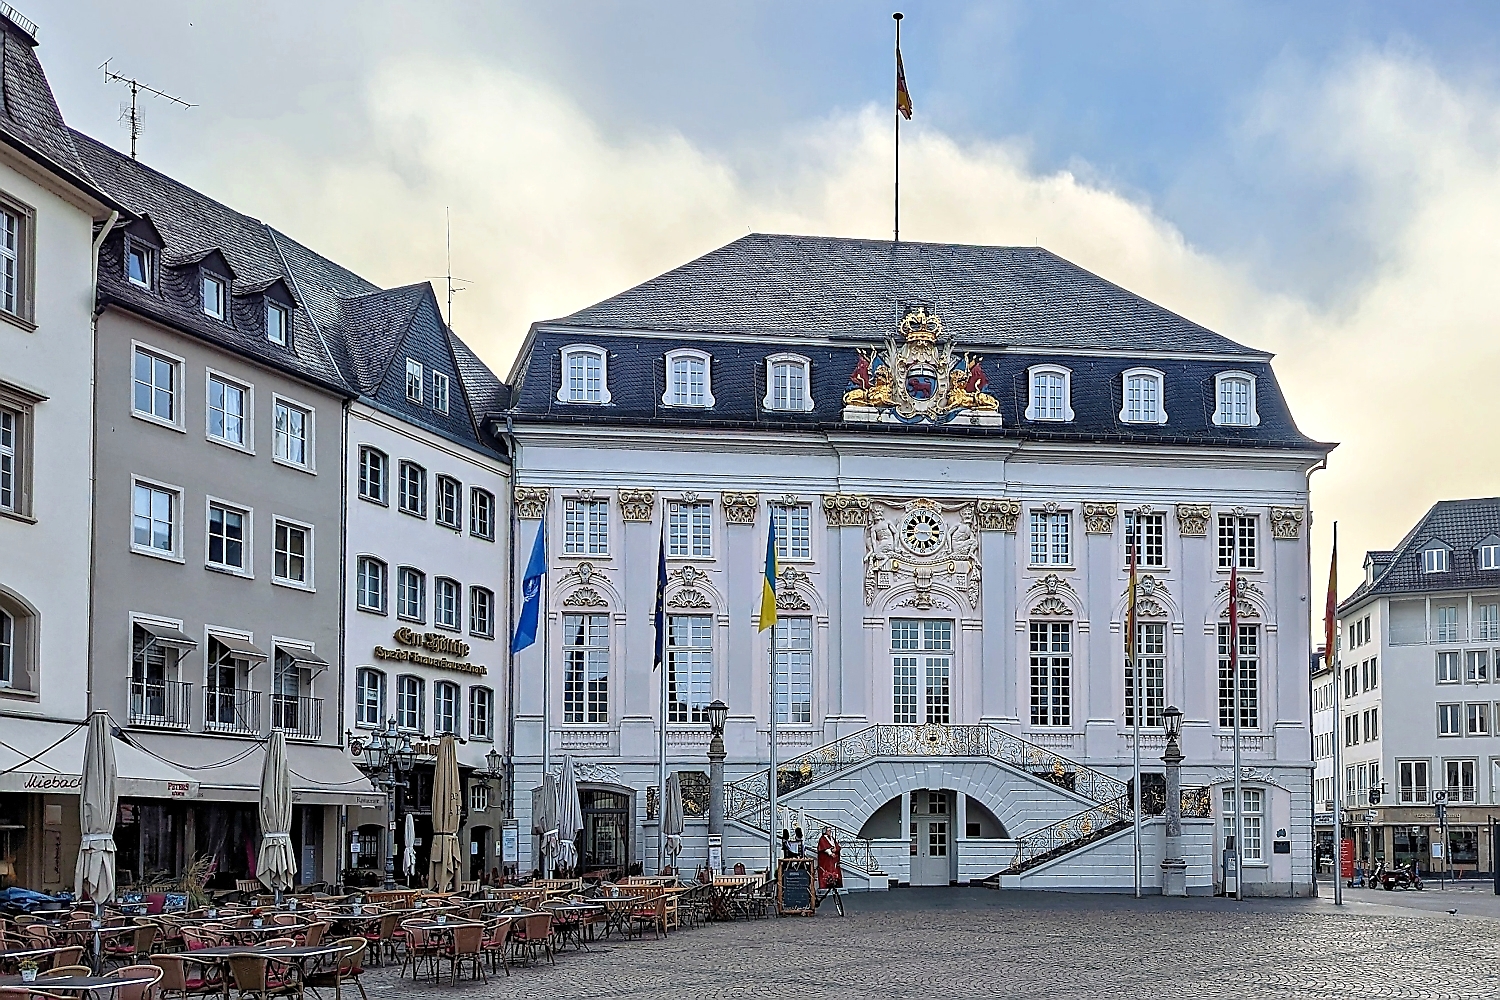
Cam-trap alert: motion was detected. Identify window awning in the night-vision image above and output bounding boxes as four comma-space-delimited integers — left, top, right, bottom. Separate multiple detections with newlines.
0, 717, 198, 799
208, 633, 268, 663
278, 646, 329, 674
136, 621, 198, 651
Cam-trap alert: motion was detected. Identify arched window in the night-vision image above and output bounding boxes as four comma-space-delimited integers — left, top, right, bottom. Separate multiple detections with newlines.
434, 577, 461, 630
398, 462, 426, 517
434, 680, 460, 735
557, 345, 610, 404
663, 349, 714, 408
396, 675, 424, 730
356, 557, 387, 614
358, 447, 388, 503
0, 607, 12, 689
1120, 368, 1167, 424
469, 586, 495, 638
1213, 371, 1259, 427
763, 353, 814, 412
469, 686, 494, 740
397, 567, 425, 622
355, 668, 385, 728
1025, 365, 1073, 422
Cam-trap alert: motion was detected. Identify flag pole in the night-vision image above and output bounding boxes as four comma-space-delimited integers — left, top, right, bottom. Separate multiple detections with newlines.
768, 623, 778, 874
655, 517, 668, 876
893, 11, 902, 242
1129, 540, 1141, 898
1328, 522, 1343, 906
1231, 563, 1244, 900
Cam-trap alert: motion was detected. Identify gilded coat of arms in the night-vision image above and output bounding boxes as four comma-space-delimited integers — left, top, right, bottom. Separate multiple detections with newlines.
842, 305, 1001, 425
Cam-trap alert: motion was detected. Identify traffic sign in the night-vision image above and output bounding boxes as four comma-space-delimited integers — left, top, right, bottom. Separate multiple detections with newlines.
1364, 810, 1378, 823
1434, 790, 1449, 804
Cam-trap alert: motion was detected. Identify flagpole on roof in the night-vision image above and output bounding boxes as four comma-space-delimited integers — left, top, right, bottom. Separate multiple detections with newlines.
893, 12, 904, 243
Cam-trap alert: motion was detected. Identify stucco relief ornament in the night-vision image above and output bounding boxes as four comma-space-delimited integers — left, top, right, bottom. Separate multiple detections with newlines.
721, 492, 759, 525
863, 498, 981, 609
1175, 504, 1211, 537
1083, 502, 1118, 534
975, 498, 1021, 532
515, 486, 549, 519
1216, 576, 1263, 618
618, 488, 655, 522
562, 586, 606, 608
1270, 506, 1305, 539
776, 566, 812, 611
823, 493, 873, 527
841, 305, 1002, 426
668, 565, 713, 609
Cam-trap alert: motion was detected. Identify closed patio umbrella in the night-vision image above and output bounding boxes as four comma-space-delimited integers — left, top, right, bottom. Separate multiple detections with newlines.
555, 756, 583, 873
256, 730, 297, 895
74, 711, 118, 904
662, 770, 684, 871
531, 774, 558, 876
427, 734, 462, 891
402, 811, 417, 881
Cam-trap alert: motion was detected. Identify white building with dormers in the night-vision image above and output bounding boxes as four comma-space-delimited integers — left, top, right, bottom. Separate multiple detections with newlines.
501, 233, 1331, 895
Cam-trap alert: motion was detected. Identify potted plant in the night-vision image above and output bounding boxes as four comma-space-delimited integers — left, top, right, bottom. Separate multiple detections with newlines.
18, 960, 38, 983
251, 906, 264, 929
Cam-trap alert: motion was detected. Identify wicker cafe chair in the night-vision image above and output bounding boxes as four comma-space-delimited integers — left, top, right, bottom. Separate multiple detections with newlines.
38, 966, 94, 979
105, 925, 157, 967
150, 954, 224, 1000
296, 923, 328, 948
396, 924, 437, 982
227, 955, 302, 1000
104, 964, 165, 1000
437, 925, 484, 985
48, 949, 85, 971
627, 894, 668, 940
480, 919, 511, 978
359, 914, 399, 967
303, 938, 368, 1000
508, 913, 552, 967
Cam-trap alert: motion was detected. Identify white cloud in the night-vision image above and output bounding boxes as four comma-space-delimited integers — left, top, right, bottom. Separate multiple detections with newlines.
207, 49, 1500, 594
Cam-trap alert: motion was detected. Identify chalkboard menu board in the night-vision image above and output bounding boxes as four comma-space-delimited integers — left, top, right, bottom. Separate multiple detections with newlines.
777, 857, 817, 916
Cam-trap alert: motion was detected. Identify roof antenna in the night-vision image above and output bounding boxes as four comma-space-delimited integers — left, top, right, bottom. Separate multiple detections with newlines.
442, 207, 471, 331
101, 59, 194, 160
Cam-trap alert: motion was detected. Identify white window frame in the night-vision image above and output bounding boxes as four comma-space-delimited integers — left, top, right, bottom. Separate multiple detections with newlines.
130, 341, 185, 432
124, 236, 154, 290
395, 674, 424, 731
1438, 702, 1463, 737
433, 680, 460, 735
1423, 547, 1450, 574
667, 614, 714, 724
435, 475, 462, 530
773, 616, 813, 725
204, 369, 253, 453
354, 667, 385, 729
271, 516, 313, 591
356, 556, 387, 614
358, 447, 388, 505
396, 567, 425, 622
1480, 544, 1500, 571
1468, 702, 1491, 737
1397, 759, 1429, 804
431, 371, 450, 415
1025, 365, 1073, 422
1445, 758, 1478, 803
470, 488, 496, 540
1217, 513, 1258, 570
1028, 509, 1071, 566
130, 476, 184, 562
668, 500, 713, 558
398, 461, 427, 518
201, 271, 227, 320
204, 496, 253, 577
557, 345, 610, 405
469, 686, 494, 741
0, 384, 38, 520
271, 394, 315, 473
1119, 367, 1168, 424
434, 577, 461, 631
763, 353, 814, 412
1124, 509, 1166, 568
405, 359, 423, 403
563, 497, 609, 556
563, 613, 610, 724
1212, 371, 1260, 427
266, 301, 290, 346
663, 348, 715, 408
1223, 787, 1265, 863
470, 784, 489, 812
469, 586, 495, 638
773, 502, 813, 562
1437, 650, 1461, 683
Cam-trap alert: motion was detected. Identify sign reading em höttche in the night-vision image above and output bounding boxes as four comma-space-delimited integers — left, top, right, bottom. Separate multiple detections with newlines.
374, 628, 487, 676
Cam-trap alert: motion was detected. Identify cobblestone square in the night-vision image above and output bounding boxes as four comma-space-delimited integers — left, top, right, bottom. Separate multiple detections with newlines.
360, 888, 1500, 1000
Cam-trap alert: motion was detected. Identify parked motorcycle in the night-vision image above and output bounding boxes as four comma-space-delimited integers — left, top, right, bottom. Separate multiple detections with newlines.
1374, 860, 1424, 891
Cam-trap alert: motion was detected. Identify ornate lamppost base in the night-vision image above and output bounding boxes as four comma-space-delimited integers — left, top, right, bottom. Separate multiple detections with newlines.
1161, 858, 1188, 897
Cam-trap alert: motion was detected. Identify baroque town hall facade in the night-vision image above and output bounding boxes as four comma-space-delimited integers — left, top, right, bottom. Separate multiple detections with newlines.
504, 234, 1330, 895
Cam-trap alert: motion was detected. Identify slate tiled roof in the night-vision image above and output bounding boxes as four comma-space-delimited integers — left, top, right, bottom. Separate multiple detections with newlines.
450, 330, 511, 420
0, 14, 112, 206
553, 233, 1266, 356
1339, 499, 1500, 611
334, 284, 428, 394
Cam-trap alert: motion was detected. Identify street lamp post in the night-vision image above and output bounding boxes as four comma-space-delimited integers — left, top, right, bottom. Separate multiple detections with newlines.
348, 719, 417, 890
706, 699, 729, 873
1161, 705, 1187, 897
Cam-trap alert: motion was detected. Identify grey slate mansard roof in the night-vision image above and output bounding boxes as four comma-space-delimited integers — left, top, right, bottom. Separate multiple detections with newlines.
70, 130, 509, 450
1340, 498, 1500, 611
509, 234, 1331, 453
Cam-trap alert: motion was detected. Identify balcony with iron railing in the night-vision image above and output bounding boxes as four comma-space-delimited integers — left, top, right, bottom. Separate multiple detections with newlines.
271, 693, 323, 741
204, 687, 261, 735
129, 678, 192, 729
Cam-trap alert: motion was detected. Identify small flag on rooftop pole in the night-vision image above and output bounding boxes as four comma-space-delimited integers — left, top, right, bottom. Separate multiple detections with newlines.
896, 34, 913, 120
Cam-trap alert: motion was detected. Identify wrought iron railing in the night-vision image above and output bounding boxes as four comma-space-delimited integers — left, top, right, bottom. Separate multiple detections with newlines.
271, 694, 322, 740
725, 781, 884, 874
204, 686, 260, 734
129, 678, 191, 729
1005, 795, 1134, 874
727, 724, 1128, 810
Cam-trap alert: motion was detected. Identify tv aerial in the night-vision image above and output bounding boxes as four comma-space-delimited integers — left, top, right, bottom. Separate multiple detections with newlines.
101, 59, 195, 159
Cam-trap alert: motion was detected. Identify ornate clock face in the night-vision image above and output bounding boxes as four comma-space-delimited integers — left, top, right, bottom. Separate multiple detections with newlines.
901, 510, 944, 555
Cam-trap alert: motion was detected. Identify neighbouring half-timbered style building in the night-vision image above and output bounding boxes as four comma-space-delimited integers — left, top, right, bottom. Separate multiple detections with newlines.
503, 233, 1332, 895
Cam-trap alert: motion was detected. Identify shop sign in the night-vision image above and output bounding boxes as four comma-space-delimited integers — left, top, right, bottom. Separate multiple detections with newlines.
23, 774, 82, 791
373, 628, 487, 676
355, 795, 386, 810
168, 781, 191, 799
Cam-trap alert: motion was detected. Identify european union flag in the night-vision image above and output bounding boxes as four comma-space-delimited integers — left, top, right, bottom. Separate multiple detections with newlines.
511, 521, 546, 653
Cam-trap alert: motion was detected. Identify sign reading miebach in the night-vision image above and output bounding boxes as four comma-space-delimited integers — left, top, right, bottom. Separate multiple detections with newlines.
373, 628, 487, 676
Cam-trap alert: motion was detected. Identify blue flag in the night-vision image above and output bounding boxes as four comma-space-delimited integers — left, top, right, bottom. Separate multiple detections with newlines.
652, 522, 667, 670
511, 521, 546, 653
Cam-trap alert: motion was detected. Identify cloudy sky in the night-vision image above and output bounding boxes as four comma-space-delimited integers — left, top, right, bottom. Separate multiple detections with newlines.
35, 0, 1500, 595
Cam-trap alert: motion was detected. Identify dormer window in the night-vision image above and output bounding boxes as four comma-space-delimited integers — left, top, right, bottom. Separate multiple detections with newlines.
664, 349, 714, 408
1120, 368, 1167, 424
1025, 365, 1073, 422
1479, 539, 1500, 570
126, 239, 154, 289
764, 353, 814, 412
558, 345, 610, 405
201, 272, 227, 320
405, 359, 423, 403
266, 301, 289, 345
1423, 546, 1450, 574
1213, 371, 1259, 427
432, 372, 450, 415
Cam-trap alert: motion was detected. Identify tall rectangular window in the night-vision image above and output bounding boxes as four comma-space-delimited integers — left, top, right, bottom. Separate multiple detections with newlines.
396, 675, 423, 730
469, 586, 494, 638
398, 462, 427, 517
1124, 372, 1161, 423
207, 502, 247, 571
201, 272, 226, 319
668, 354, 708, 406
1468, 702, 1490, 736
1481, 546, 1500, 571
431, 371, 450, 414
1466, 650, 1489, 683
435, 476, 462, 529
1029, 621, 1071, 727
207, 375, 247, 447
469, 687, 493, 740
563, 614, 609, 724
356, 557, 386, 613
1126, 621, 1166, 728
405, 359, 423, 403
889, 618, 951, 725
564, 498, 608, 554
358, 448, 387, 503
565, 349, 604, 403
273, 520, 309, 586
1030, 371, 1066, 420
1398, 760, 1428, 804
397, 567, 425, 621
125, 239, 153, 289
132, 347, 177, 423
668, 501, 712, 557
769, 359, 807, 411
773, 617, 812, 725
773, 503, 812, 560
1217, 375, 1253, 426
132, 481, 177, 554
1222, 788, 1264, 861
434, 681, 459, 735
1029, 510, 1070, 566
1217, 514, 1257, 569
470, 488, 495, 540
1124, 511, 1165, 568
667, 615, 713, 724
1217, 623, 1259, 729
355, 668, 384, 728
266, 302, 289, 345
434, 578, 460, 630
0, 406, 14, 513
0, 209, 14, 315
1437, 650, 1461, 683
1433, 605, 1458, 642
1476, 603, 1500, 639
1446, 759, 1477, 802
892, 656, 918, 725
1438, 703, 1462, 736
273, 399, 310, 467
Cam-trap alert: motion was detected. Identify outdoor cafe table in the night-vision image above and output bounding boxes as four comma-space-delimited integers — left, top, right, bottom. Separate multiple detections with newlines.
179, 944, 343, 993
543, 904, 603, 951
0, 972, 157, 995
0, 946, 68, 973
593, 897, 641, 940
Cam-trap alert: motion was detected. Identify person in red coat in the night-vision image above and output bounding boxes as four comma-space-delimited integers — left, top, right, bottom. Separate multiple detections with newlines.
817, 827, 842, 890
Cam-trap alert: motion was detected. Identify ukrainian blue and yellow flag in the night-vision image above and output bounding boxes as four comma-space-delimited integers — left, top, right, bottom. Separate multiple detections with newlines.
757, 522, 778, 632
